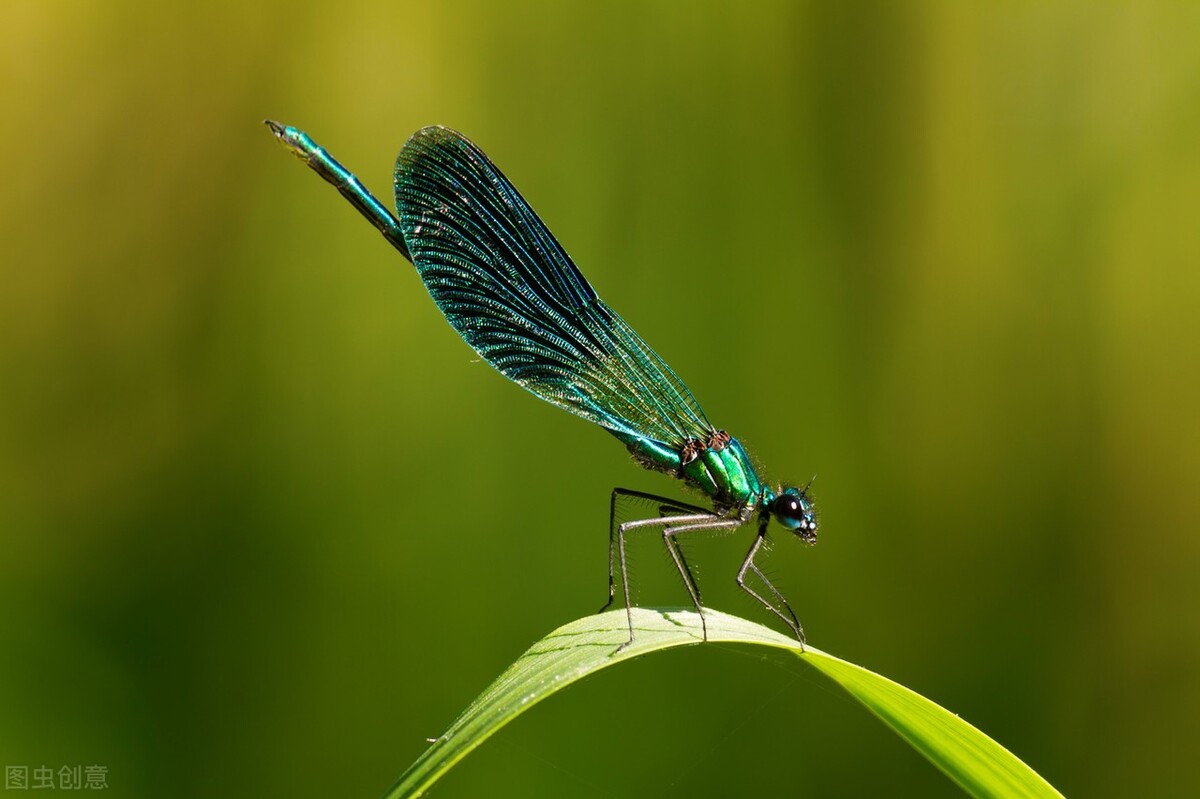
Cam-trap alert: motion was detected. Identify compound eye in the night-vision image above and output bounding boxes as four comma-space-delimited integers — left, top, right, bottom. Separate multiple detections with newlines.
774, 494, 806, 530
773, 488, 817, 538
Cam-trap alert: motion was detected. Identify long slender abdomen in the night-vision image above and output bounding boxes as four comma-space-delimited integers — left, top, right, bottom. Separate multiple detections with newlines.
265, 121, 411, 260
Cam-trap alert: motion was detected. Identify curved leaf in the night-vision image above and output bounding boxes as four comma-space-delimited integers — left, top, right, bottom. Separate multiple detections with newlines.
384, 608, 1062, 799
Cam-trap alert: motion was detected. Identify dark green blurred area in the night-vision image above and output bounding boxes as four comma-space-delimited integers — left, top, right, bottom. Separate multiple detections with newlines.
2, 2, 1199, 797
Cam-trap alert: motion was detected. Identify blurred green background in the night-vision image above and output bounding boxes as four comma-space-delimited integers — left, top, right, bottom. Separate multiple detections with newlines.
2, 2, 1198, 797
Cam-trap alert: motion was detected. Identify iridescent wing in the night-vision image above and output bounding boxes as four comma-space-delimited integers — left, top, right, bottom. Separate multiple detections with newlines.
393, 126, 712, 448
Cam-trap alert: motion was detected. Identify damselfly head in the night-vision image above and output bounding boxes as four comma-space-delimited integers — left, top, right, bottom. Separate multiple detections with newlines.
772, 485, 818, 543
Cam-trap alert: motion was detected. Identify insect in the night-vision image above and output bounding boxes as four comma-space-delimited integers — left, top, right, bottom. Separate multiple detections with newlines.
266, 121, 818, 648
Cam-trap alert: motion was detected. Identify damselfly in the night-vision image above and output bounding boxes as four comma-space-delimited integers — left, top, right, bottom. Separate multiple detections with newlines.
266, 121, 818, 648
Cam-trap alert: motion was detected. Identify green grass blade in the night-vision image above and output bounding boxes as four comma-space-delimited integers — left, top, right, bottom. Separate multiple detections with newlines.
800, 643, 1061, 798
384, 608, 1062, 799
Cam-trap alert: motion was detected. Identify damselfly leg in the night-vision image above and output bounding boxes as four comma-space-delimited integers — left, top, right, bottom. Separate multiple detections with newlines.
603, 488, 743, 650
736, 513, 805, 646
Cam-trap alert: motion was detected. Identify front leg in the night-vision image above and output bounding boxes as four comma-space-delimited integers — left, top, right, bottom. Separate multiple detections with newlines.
736, 514, 805, 646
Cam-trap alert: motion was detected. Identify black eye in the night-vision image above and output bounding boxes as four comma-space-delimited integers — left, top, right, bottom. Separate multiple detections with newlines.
779, 496, 801, 520
773, 489, 817, 536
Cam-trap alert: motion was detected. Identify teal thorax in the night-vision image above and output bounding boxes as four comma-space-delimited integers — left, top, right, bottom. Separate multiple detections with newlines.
611, 429, 771, 516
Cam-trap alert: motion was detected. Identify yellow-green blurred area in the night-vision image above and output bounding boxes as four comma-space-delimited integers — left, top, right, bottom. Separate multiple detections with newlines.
2, 1, 1198, 797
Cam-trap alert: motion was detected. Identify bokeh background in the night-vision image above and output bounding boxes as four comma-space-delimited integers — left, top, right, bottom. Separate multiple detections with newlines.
3, 2, 1198, 797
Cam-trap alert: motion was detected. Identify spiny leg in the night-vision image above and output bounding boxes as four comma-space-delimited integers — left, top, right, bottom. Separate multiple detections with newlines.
662, 517, 743, 641
736, 516, 805, 646
615, 514, 717, 649
602, 489, 711, 612
601, 488, 717, 649
743, 516, 800, 629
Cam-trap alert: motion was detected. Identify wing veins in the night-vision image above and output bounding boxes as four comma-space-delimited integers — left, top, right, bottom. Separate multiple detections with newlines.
394, 127, 714, 447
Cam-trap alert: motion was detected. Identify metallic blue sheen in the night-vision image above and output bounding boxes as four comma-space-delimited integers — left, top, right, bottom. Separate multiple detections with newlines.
265, 119, 817, 534
266, 119, 820, 645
